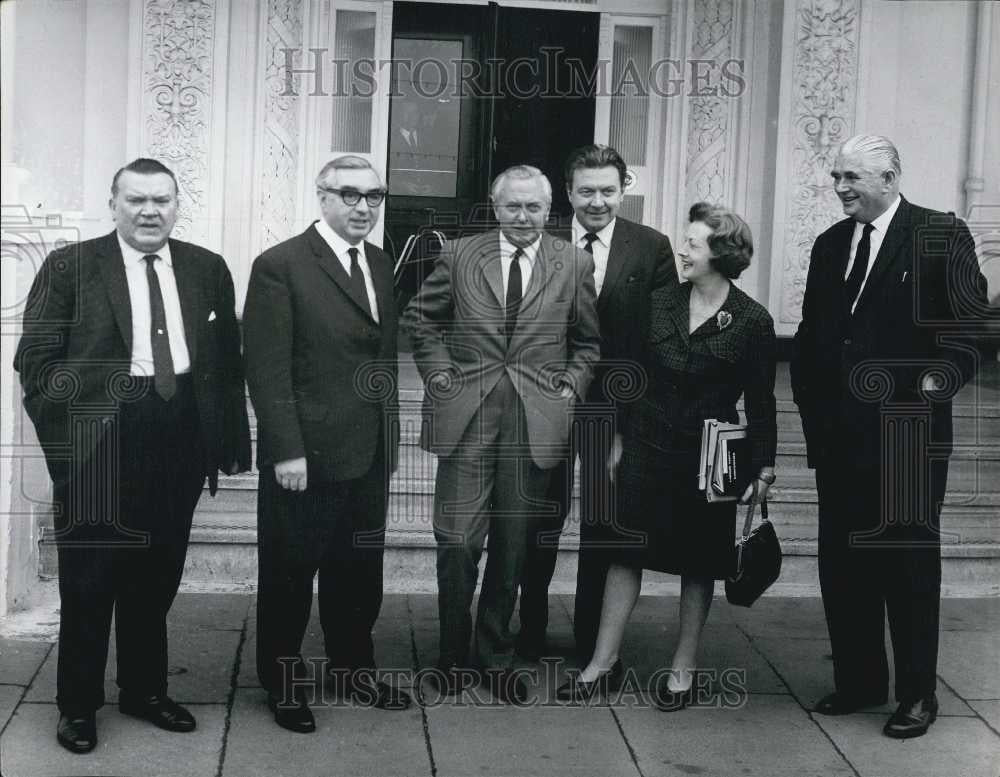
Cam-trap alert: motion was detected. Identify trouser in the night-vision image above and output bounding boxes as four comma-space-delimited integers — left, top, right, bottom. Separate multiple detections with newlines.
255, 435, 389, 694
433, 375, 552, 670
54, 375, 204, 715
816, 454, 947, 704
519, 403, 617, 657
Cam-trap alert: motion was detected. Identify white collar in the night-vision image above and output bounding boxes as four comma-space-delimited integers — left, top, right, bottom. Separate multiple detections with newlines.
864, 195, 902, 234
499, 232, 540, 264
117, 233, 173, 267
572, 214, 616, 247
315, 218, 366, 259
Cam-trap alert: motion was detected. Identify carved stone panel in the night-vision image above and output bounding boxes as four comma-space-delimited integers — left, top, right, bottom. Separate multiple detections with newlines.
260, 0, 304, 251
778, 0, 861, 324
141, 0, 218, 241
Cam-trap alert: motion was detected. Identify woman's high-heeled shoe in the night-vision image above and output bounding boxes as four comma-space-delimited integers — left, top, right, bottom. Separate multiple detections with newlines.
651, 670, 701, 712
555, 660, 624, 702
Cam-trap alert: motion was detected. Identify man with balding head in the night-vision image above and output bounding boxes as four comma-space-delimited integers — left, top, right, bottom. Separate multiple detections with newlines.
15, 158, 250, 753
792, 135, 989, 738
404, 165, 600, 702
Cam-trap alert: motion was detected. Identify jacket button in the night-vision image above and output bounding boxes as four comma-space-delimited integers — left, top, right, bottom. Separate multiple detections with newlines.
843, 338, 852, 345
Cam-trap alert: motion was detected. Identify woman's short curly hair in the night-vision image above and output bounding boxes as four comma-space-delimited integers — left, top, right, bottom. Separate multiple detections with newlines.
688, 202, 754, 279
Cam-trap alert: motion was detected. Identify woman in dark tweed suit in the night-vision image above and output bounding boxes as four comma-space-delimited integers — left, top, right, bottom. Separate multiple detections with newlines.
557, 203, 777, 710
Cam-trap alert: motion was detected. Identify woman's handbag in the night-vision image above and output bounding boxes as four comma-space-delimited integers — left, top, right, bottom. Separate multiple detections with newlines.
725, 490, 781, 607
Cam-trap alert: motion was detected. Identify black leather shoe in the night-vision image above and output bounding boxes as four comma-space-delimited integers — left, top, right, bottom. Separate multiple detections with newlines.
118, 693, 195, 732
338, 670, 412, 711
424, 666, 479, 697
514, 631, 546, 662
56, 713, 97, 754
814, 691, 888, 716
267, 691, 316, 733
883, 695, 938, 739
555, 660, 624, 703
485, 669, 530, 705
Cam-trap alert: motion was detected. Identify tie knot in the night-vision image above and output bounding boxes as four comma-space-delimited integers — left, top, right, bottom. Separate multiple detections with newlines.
512, 247, 524, 261
143, 254, 160, 267
861, 223, 873, 236
347, 247, 359, 265
583, 232, 599, 245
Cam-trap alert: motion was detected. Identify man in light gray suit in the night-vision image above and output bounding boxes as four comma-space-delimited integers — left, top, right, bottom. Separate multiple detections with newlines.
404, 165, 600, 703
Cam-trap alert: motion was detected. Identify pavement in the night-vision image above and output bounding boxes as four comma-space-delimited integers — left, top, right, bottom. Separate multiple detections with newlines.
1, 592, 998, 777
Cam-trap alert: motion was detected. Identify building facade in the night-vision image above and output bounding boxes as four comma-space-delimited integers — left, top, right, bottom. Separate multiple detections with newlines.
2, 0, 998, 614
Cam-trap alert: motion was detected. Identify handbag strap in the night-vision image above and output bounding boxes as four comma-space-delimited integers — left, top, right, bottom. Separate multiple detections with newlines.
734, 482, 769, 577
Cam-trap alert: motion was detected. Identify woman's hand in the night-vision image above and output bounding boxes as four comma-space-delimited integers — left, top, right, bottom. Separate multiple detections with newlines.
607, 433, 623, 481
739, 468, 774, 504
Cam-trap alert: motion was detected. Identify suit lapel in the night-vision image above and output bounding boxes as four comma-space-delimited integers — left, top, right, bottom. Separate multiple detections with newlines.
598, 218, 631, 310
95, 232, 134, 355
169, 240, 201, 364
853, 198, 910, 315
475, 232, 505, 308
665, 283, 691, 346
308, 224, 377, 322
366, 241, 393, 327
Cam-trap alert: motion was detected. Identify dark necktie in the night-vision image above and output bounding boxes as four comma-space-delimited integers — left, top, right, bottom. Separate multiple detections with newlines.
348, 247, 373, 319
143, 254, 176, 401
582, 232, 599, 254
505, 248, 524, 343
844, 222, 874, 312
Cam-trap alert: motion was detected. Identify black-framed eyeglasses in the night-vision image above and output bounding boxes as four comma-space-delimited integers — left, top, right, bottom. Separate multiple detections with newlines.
318, 186, 386, 207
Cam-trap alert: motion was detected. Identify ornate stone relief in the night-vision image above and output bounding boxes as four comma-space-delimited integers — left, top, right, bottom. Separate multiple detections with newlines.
778, 0, 860, 323
260, 0, 303, 251
685, 0, 734, 206
141, 0, 217, 240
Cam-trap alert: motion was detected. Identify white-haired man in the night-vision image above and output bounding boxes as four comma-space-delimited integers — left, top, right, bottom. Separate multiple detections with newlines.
404, 165, 600, 703
792, 135, 988, 738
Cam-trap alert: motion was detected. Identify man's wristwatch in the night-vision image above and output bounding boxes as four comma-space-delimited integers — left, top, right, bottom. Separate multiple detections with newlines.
758, 472, 777, 485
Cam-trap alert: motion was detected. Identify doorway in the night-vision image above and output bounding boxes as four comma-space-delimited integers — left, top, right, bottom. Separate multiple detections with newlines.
387, 2, 599, 306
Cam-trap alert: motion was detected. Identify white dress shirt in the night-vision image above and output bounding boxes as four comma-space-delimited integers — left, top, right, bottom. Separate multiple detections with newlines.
118, 234, 191, 376
499, 233, 540, 299
572, 215, 616, 296
315, 219, 380, 323
844, 195, 902, 313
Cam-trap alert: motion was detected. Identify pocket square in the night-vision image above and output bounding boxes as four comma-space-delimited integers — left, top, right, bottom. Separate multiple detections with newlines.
208, 310, 217, 322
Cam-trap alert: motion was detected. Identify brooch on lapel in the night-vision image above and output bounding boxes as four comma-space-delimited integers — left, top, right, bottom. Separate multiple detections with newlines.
716, 310, 733, 331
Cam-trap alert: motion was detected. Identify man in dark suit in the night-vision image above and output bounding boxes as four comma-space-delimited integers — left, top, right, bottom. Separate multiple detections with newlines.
517, 145, 677, 660
243, 155, 410, 733
791, 135, 989, 738
14, 158, 251, 754
404, 165, 600, 702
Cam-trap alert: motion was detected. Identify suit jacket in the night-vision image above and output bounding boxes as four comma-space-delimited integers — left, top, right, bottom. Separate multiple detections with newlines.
403, 229, 601, 467
243, 223, 399, 483
13, 231, 251, 493
627, 281, 777, 474
791, 196, 989, 469
585, 217, 677, 415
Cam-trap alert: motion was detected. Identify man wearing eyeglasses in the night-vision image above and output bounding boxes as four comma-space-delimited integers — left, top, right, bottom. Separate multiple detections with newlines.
244, 155, 410, 733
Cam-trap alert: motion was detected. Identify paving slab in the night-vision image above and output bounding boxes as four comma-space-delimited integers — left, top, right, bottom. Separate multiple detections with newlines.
967, 700, 1000, 736
222, 688, 428, 777
750, 636, 974, 716
26, 625, 242, 704
425, 703, 635, 777
169, 592, 252, 632
617, 694, 854, 777
814, 712, 1000, 777
727, 595, 829, 639
0, 639, 52, 686
938, 630, 1000, 699
939, 598, 1000, 632
0, 702, 226, 777
0, 685, 25, 733
621, 621, 786, 694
